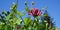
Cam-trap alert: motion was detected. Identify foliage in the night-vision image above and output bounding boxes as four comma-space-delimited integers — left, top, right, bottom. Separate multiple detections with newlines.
0, 1, 56, 30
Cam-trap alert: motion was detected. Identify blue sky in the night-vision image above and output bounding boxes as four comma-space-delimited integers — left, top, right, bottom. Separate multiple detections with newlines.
0, 0, 60, 28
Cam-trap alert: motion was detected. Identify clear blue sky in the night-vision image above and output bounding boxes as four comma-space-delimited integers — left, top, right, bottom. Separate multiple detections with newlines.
0, 0, 60, 28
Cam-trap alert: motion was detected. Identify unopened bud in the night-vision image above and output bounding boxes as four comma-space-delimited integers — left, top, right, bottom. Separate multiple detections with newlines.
32, 1, 34, 5
24, 1, 27, 5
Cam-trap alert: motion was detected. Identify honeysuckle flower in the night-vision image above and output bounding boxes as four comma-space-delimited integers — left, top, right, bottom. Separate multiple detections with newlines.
28, 8, 41, 17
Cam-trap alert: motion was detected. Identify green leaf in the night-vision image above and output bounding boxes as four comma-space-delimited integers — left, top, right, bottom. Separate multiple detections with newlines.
19, 13, 25, 16
9, 18, 22, 25
0, 22, 5, 29
16, 18, 22, 25
6, 12, 14, 20
6, 15, 11, 20
10, 3, 17, 10
5, 25, 11, 30
2, 11, 5, 14
16, 12, 25, 16
25, 6, 30, 12
24, 18, 31, 26
44, 14, 48, 17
